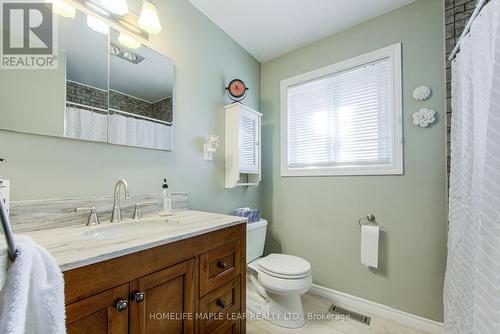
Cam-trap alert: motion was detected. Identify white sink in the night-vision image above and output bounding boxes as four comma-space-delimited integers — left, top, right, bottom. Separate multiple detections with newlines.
82, 218, 174, 240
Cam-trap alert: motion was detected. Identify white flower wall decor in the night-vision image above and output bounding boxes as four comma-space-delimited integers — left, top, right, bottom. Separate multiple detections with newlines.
412, 85, 432, 101
413, 108, 436, 128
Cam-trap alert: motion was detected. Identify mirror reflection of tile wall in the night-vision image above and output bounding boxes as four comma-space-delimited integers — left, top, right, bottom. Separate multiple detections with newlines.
109, 91, 172, 123
0, 7, 175, 151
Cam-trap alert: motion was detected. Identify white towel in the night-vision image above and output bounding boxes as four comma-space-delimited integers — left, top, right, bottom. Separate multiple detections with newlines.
0, 235, 66, 334
360, 225, 379, 268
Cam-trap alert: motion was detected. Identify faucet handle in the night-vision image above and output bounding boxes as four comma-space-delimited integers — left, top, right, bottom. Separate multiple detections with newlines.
76, 207, 100, 226
133, 202, 157, 220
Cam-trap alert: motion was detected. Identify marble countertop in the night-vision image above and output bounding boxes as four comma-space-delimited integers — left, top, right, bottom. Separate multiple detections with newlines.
21, 210, 247, 272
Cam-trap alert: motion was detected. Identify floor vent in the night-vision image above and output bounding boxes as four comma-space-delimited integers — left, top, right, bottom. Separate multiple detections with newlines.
328, 305, 371, 326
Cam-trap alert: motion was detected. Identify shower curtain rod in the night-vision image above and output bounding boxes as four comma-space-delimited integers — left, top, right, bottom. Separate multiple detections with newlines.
449, 0, 488, 60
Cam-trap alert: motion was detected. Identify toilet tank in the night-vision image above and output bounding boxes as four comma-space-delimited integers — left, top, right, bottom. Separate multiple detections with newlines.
246, 219, 268, 263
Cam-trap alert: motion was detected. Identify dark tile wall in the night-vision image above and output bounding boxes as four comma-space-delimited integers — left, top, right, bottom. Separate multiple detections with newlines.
152, 97, 173, 123
109, 90, 152, 117
66, 81, 108, 110
65, 81, 173, 123
445, 0, 480, 172
109, 90, 172, 123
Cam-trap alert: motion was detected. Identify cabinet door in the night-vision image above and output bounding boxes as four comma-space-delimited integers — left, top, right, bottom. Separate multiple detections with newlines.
130, 259, 195, 334
66, 283, 129, 334
239, 110, 260, 173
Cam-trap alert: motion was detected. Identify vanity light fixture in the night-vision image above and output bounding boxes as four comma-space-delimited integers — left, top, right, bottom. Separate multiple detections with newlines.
48, 0, 76, 18
204, 135, 220, 161
138, 0, 162, 34
99, 0, 128, 16
87, 15, 109, 34
85, 1, 111, 17
118, 32, 141, 49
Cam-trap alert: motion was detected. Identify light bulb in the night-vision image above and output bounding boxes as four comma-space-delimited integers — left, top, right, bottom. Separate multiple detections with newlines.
100, 0, 128, 16
87, 15, 109, 35
138, 0, 162, 34
118, 33, 141, 49
47, 0, 76, 18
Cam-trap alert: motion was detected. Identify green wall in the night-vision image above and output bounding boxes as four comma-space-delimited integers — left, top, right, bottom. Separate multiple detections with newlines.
0, 49, 66, 137
0, 0, 261, 215
260, 0, 447, 321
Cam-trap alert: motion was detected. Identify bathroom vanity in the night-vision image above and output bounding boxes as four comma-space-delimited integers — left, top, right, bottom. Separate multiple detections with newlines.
23, 210, 247, 334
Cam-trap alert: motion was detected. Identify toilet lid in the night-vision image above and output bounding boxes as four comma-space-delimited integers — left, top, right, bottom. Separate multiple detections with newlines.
258, 254, 311, 279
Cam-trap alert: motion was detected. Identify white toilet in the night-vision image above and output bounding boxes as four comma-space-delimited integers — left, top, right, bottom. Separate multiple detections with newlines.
246, 219, 312, 328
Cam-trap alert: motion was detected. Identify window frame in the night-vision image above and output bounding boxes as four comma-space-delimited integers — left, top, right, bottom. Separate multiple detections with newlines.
280, 43, 403, 177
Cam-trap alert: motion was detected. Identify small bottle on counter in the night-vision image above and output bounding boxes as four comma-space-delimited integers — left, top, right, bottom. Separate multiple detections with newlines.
159, 179, 172, 216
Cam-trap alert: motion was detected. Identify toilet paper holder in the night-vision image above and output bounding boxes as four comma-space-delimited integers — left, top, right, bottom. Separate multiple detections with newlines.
358, 214, 384, 230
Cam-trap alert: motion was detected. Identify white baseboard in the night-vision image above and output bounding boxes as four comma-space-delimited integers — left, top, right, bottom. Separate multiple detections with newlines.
308, 284, 444, 334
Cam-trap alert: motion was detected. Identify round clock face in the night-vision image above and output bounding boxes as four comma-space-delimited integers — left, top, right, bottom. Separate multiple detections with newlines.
228, 79, 247, 98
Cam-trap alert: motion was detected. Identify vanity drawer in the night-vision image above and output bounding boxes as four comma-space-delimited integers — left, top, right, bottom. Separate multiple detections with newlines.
200, 241, 241, 296
199, 278, 241, 334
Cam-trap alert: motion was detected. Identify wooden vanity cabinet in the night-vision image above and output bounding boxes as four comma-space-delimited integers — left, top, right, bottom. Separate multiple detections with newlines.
66, 283, 130, 334
63, 224, 246, 334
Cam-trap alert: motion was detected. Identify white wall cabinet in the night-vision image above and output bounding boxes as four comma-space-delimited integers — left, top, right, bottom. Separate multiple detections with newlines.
225, 103, 262, 188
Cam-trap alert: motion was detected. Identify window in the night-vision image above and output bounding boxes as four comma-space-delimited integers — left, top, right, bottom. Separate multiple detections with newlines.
280, 43, 403, 176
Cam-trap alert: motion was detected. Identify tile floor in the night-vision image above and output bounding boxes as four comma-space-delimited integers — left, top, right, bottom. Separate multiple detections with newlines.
247, 293, 430, 334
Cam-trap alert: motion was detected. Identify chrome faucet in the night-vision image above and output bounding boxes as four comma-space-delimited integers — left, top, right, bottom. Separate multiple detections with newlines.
111, 179, 131, 223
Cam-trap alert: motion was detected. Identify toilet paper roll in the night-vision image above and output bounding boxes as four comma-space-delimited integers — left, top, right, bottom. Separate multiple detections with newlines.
361, 225, 380, 268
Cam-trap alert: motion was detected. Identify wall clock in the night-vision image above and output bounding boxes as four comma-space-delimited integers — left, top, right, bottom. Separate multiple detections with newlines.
226, 79, 249, 102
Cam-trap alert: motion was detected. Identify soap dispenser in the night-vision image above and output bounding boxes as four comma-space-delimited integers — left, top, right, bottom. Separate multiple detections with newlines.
159, 179, 172, 216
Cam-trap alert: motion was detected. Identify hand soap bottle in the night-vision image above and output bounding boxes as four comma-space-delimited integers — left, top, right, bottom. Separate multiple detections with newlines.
160, 179, 172, 216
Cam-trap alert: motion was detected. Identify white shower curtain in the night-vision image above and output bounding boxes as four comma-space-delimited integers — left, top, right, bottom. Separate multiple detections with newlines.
445, 0, 500, 333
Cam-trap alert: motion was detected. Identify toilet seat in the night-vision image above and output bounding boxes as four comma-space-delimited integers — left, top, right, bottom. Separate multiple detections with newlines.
257, 269, 313, 295
257, 253, 311, 279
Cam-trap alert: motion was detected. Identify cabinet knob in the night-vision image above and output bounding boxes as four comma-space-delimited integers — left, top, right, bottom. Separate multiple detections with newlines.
217, 260, 227, 269
134, 291, 145, 303
216, 299, 226, 309
115, 299, 128, 312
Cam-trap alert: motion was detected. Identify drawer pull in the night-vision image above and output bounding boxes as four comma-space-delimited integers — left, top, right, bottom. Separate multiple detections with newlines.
217, 260, 227, 269
134, 291, 145, 303
216, 299, 226, 309
115, 299, 128, 312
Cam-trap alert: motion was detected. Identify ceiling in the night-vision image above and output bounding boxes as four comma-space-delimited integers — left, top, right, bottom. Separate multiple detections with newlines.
187, 0, 414, 62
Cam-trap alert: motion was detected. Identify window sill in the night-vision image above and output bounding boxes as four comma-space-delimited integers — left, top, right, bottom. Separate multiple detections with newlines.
281, 166, 404, 177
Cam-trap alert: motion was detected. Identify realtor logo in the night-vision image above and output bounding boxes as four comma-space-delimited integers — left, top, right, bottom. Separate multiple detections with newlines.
1, 0, 58, 69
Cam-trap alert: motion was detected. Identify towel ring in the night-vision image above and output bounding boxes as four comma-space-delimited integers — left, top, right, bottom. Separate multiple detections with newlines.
358, 214, 384, 231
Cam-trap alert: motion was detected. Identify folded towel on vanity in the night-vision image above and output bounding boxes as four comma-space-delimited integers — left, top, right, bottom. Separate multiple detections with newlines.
0, 235, 66, 334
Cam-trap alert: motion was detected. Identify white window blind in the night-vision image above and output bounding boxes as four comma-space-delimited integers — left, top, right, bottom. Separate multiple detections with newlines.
281, 44, 402, 176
